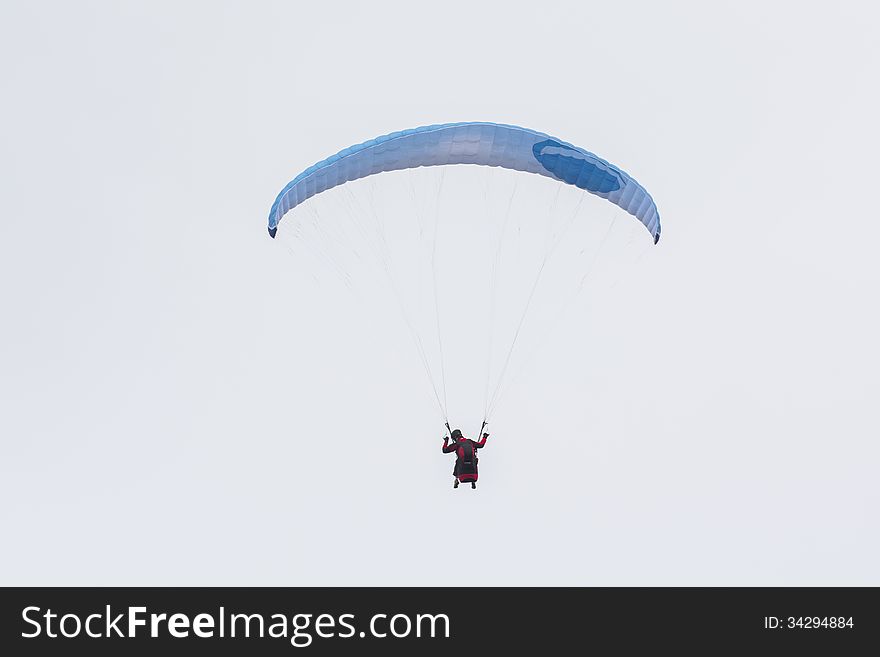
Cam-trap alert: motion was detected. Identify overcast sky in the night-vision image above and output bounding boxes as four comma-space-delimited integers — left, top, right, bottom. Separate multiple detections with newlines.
1, 0, 878, 585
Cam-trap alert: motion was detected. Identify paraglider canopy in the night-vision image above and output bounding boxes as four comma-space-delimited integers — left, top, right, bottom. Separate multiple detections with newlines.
267, 122, 660, 243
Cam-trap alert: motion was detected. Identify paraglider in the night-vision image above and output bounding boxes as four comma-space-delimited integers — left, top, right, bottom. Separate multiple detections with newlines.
267, 122, 660, 489
442, 425, 489, 489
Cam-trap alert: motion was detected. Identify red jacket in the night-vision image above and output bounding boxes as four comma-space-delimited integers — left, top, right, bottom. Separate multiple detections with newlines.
442, 434, 488, 457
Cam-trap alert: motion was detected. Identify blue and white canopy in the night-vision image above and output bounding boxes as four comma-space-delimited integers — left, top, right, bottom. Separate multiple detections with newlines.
268, 122, 660, 243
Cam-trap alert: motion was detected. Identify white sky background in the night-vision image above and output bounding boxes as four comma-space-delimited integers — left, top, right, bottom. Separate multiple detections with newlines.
1, 1, 878, 585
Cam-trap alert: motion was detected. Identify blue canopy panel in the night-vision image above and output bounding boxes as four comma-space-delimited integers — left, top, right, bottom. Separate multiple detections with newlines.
267, 122, 660, 243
